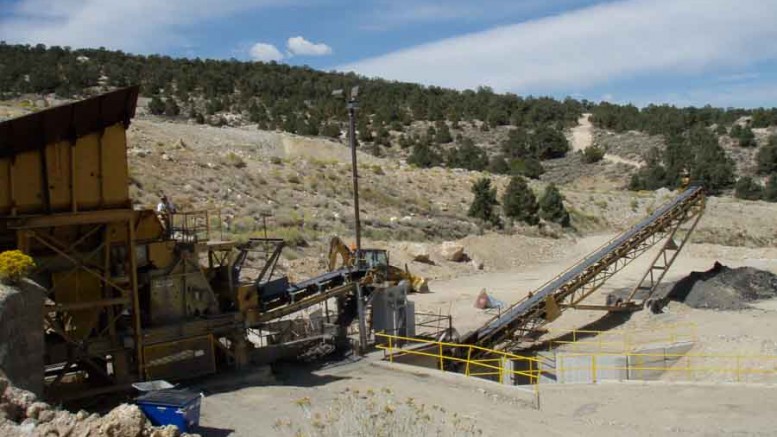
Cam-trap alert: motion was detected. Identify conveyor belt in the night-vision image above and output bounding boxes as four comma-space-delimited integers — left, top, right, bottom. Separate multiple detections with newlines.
465, 186, 705, 347
254, 265, 370, 324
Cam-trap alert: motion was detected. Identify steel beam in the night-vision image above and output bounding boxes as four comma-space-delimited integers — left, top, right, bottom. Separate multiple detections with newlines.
6, 209, 134, 229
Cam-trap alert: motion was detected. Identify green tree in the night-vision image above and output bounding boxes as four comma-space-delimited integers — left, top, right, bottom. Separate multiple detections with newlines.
446, 138, 487, 171
734, 177, 763, 200
321, 123, 341, 139
582, 145, 605, 163
756, 136, 777, 175
487, 155, 510, 174
163, 97, 180, 116
752, 109, 777, 128
357, 119, 373, 142
247, 101, 264, 122
629, 147, 668, 190
687, 126, 735, 192
375, 126, 391, 146
502, 128, 531, 159
539, 183, 570, 227
764, 174, 777, 202
434, 123, 453, 144
408, 141, 442, 168
283, 114, 298, 133
735, 125, 756, 147
532, 126, 570, 159
148, 95, 165, 115
468, 178, 500, 226
398, 134, 412, 149
509, 157, 544, 179
502, 176, 539, 225
2, 42, 774, 141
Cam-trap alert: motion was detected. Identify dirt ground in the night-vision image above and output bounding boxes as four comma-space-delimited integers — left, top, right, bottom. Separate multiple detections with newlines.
198, 358, 777, 436
409, 234, 777, 335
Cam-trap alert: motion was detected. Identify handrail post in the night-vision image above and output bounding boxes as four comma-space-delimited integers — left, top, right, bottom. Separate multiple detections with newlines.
736, 356, 740, 383
439, 343, 444, 371
686, 355, 691, 380
205, 210, 210, 241
465, 346, 472, 377
219, 209, 223, 241
535, 359, 542, 410
388, 334, 393, 363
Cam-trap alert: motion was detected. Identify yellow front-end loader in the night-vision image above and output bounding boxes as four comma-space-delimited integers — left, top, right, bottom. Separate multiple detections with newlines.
327, 237, 429, 293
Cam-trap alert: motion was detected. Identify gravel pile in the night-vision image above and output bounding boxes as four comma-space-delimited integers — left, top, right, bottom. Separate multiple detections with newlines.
666, 262, 777, 310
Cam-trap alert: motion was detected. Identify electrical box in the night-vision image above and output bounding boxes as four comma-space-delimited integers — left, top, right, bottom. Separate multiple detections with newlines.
372, 281, 415, 343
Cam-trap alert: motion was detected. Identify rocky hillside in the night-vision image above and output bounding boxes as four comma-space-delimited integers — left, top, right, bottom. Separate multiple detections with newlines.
124, 116, 777, 250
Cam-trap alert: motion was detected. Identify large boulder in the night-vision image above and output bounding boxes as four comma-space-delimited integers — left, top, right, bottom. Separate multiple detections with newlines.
407, 243, 432, 264
99, 404, 147, 437
440, 242, 466, 262
0, 279, 45, 396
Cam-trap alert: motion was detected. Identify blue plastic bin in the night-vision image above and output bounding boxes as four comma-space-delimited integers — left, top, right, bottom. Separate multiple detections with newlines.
136, 389, 201, 432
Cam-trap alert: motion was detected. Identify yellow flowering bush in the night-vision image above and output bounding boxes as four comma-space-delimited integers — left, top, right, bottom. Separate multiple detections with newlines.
0, 250, 35, 284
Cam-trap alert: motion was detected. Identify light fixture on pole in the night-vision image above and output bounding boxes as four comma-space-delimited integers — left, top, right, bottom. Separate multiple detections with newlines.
333, 86, 368, 353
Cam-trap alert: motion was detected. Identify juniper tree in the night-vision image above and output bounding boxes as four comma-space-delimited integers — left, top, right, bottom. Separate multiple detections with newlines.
468, 178, 500, 227
539, 183, 570, 227
502, 176, 539, 225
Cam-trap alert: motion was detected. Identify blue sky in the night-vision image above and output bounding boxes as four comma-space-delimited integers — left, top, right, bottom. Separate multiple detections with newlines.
2, 0, 777, 108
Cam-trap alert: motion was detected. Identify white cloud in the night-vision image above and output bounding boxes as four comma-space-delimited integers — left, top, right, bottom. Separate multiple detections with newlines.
340, 0, 777, 94
361, 0, 579, 30
286, 36, 332, 56
249, 42, 285, 62
0, 0, 288, 53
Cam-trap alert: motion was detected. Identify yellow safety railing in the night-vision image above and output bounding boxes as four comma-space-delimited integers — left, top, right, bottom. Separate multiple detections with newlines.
376, 330, 777, 412
375, 332, 543, 408
544, 323, 698, 353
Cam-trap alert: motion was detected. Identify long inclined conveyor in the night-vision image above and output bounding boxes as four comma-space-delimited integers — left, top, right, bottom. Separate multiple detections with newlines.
463, 186, 706, 349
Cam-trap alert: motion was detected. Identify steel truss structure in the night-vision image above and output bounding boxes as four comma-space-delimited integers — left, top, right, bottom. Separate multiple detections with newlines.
11, 210, 142, 398
465, 186, 706, 350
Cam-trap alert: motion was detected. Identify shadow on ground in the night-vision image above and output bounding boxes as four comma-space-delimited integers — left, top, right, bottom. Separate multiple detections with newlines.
524, 310, 634, 353
194, 425, 235, 437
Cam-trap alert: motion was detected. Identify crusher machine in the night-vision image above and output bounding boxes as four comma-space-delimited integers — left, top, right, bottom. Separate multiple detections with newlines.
0, 87, 368, 401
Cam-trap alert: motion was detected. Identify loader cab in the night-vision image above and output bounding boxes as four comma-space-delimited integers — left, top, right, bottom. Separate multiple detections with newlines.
357, 249, 389, 270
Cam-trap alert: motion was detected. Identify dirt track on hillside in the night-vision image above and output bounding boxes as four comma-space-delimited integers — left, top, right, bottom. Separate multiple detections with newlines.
569, 114, 642, 167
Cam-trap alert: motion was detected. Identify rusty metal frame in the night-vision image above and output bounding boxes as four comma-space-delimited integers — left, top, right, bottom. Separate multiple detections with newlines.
16, 214, 141, 395
627, 196, 706, 303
